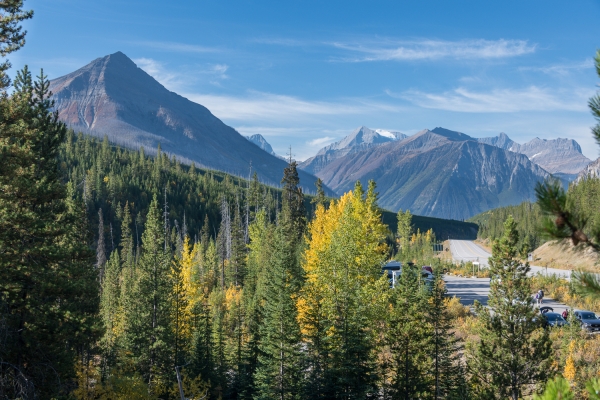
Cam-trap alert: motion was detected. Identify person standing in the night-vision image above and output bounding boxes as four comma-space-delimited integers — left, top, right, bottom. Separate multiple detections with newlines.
536, 289, 544, 306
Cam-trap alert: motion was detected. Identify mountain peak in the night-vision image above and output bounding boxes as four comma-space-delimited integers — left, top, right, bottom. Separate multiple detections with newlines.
48, 53, 328, 193
245, 134, 282, 158
431, 127, 475, 141
478, 133, 590, 175
300, 125, 404, 174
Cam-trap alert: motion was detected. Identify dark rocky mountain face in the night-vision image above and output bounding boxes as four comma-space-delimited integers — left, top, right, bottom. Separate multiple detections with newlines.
316, 128, 549, 220
479, 133, 591, 175
49, 51, 328, 193
299, 126, 406, 174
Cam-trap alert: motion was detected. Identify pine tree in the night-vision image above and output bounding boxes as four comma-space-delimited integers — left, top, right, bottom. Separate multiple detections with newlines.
0, 0, 32, 89
311, 178, 326, 209
229, 203, 247, 286
254, 223, 303, 400
122, 194, 173, 394
385, 263, 429, 399
281, 160, 306, 240
190, 298, 215, 395
0, 63, 99, 397
97, 208, 107, 282
534, 51, 600, 297
533, 377, 574, 400
425, 274, 465, 399
467, 216, 553, 400
101, 250, 122, 371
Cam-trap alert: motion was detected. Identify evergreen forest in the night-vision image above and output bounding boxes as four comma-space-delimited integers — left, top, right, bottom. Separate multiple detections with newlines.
5, 2, 600, 399
471, 176, 600, 254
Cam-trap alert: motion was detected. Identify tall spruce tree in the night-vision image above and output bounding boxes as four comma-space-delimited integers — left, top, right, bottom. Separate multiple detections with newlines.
425, 274, 466, 399
467, 216, 553, 400
122, 195, 173, 394
385, 263, 429, 399
253, 221, 303, 400
0, 62, 100, 397
101, 250, 122, 372
97, 208, 107, 282
281, 160, 306, 241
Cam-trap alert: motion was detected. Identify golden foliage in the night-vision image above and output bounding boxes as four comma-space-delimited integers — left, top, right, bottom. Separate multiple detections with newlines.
444, 296, 470, 319
298, 186, 390, 343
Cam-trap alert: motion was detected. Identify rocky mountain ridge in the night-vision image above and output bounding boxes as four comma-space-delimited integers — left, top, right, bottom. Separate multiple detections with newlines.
299, 126, 406, 174
478, 132, 591, 175
576, 157, 600, 182
313, 128, 550, 220
48, 52, 328, 193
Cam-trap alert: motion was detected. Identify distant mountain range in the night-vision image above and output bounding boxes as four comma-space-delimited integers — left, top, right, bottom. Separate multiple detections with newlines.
48, 52, 329, 194
304, 127, 557, 219
299, 126, 407, 174
48, 51, 593, 220
479, 132, 591, 178
576, 157, 600, 182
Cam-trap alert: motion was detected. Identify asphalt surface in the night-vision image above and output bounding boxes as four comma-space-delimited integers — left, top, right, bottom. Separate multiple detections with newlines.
444, 275, 569, 314
449, 240, 572, 279
446, 240, 571, 314
449, 240, 492, 267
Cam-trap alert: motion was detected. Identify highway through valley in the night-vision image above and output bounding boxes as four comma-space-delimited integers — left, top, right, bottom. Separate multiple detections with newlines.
445, 240, 571, 313
448, 240, 572, 279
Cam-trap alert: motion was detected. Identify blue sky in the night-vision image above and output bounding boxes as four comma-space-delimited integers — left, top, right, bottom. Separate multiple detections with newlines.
11, 0, 600, 160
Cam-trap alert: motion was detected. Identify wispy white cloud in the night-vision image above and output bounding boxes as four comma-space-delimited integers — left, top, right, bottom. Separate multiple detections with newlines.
134, 40, 220, 53
203, 64, 229, 83
392, 86, 592, 113
184, 91, 402, 122
519, 59, 594, 76
134, 58, 229, 90
134, 57, 185, 90
332, 39, 536, 62
308, 136, 336, 146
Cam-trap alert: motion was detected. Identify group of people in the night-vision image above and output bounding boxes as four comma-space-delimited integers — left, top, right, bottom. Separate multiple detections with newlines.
536, 289, 570, 319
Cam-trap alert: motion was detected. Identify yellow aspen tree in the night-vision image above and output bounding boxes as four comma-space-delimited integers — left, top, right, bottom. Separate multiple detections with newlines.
298, 181, 389, 398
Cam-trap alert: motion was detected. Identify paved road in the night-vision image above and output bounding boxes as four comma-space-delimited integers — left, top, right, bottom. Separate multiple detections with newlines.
444, 275, 569, 314
446, 240, 571, 313
449, 240, 572, 279
450, 240, 492, 266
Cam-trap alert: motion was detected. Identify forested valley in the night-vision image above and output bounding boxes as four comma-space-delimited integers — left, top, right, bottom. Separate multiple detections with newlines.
470, 176, 600, 256
7, 2, 600, 399
5, 81, 592, 398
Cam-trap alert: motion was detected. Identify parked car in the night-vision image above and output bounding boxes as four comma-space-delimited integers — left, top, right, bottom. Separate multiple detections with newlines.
540, 312, 568, 328
382, 261, 402, 288
573, 310, 600, 333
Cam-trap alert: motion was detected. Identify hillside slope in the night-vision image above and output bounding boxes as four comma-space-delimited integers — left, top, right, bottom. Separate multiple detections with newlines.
316, 128, 549, 220
49, 51, 328, 193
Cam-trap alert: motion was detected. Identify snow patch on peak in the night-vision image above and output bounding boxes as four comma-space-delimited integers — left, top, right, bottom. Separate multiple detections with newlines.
375, 129, 397, 139
375, 128, 407, 140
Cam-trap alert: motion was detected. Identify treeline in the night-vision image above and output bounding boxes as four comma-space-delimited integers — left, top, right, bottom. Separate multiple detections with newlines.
470, 177, 600, 253
469, 201, 545, 252
60, 131, 282, 249
83, 163, 465, 399
568, 176, 600, 238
